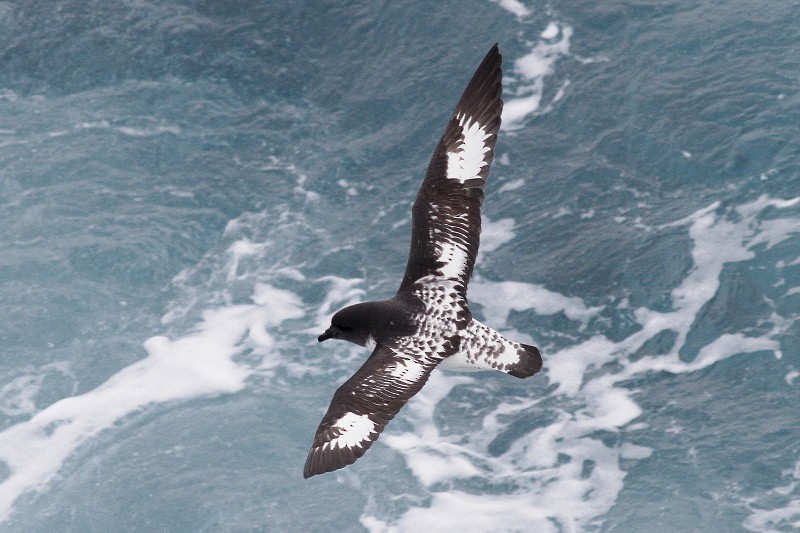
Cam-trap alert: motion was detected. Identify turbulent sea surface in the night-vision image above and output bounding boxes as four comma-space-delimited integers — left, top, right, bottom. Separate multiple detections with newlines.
1, 1, 799, 531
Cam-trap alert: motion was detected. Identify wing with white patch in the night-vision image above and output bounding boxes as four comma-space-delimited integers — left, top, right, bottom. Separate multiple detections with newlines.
303, 342, 447, 478
399, 44, 503, 298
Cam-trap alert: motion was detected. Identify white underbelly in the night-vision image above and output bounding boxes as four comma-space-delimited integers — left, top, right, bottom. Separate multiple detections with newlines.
438, 351, 485, 372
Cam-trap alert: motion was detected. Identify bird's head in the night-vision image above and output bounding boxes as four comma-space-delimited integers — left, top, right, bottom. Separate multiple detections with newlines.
318, 304, 374, 347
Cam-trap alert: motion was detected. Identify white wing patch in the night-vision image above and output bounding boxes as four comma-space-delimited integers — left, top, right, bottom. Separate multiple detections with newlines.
327, 412, 376, 450
437, 241, 469, 278
389, 355, 427, 383
446, 114, 491, 184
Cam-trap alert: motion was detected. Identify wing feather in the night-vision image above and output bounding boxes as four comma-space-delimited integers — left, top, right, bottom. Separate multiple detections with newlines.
303, 342, 445, 478
399, 44, 503, 298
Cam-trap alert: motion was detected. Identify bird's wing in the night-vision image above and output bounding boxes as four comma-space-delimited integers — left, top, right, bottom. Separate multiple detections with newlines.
398, 44, 503, 299
303, 337, 455, 478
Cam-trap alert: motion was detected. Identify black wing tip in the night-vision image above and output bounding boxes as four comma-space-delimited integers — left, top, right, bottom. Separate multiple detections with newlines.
508, 343, 543, 379
303, 451, 342, 479
480, 43, 502, 69
452, 44, 503, 126
488, 43, 501, 61
303, 443, 365, 479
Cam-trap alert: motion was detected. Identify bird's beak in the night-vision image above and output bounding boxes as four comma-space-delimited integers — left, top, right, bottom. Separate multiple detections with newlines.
318, 329, 333, 342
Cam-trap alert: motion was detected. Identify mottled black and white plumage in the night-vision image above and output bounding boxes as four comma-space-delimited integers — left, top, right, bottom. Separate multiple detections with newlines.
304, 45, 542, 479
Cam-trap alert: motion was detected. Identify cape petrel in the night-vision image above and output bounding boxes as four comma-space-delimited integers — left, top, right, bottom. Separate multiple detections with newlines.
304, 44, 542, 478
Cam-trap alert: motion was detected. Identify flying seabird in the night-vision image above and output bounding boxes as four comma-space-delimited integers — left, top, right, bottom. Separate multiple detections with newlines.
304, 44, 542, 478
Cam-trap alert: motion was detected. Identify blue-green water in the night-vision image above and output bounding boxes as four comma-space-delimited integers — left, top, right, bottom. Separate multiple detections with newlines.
1, 1, 798, 531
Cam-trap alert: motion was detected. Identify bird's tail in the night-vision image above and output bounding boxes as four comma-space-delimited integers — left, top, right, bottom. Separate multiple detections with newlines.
438, 320, 543, 378
507, 343, 542, 379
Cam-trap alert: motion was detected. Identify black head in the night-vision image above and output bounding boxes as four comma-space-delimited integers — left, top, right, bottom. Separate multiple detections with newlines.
317, 303, 374, 347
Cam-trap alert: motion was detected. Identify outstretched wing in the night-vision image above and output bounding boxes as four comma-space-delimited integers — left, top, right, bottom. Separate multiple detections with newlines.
398, 44, 503, 298
304, 341, 451, 478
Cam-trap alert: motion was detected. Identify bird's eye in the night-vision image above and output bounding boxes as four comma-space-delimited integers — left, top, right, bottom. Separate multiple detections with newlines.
339, 325, 353, 332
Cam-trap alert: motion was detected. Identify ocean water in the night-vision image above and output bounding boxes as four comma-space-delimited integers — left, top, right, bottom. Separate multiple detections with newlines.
0, 0, 798, 531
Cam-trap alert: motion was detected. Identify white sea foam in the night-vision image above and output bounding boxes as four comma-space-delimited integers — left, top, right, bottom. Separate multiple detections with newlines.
361, 195, 799, 532
743, 460, 800, 532
502, 23, 573, 129
470, 278, 602, 327
541, 22, 559, 40
0, 376, 40, 417
0, 363, 74, 417
76, 120, 181, 137
490, 0, 531, 18
497, 177, 525, 193
478, 216, 516, 256
0, 283, 304, 522
115, 125, 181, 137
